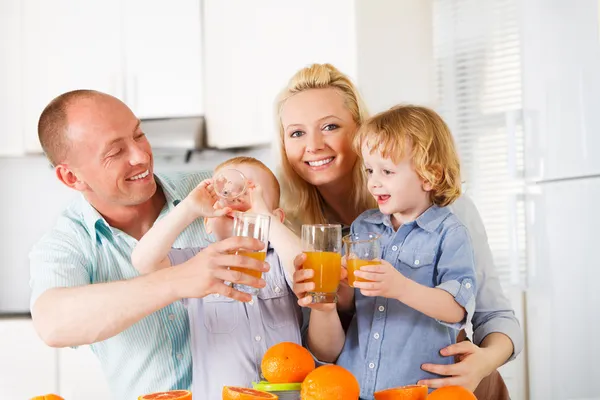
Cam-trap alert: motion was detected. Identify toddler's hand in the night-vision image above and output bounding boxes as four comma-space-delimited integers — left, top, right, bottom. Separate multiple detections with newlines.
183, 179, 232, 218
246, 181, 271, 216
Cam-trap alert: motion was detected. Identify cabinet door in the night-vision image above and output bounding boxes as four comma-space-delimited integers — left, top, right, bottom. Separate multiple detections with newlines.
0, 0, 24, 156
21, 0, 122, 154
59, 347, 112, 400
0, 320, 58, 399
522, 0, 600, 181
123, 0, 204, 119
203, 0, 357, 149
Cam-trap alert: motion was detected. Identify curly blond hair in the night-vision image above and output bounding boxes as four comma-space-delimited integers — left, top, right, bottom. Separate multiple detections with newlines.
354, 105, 462, 207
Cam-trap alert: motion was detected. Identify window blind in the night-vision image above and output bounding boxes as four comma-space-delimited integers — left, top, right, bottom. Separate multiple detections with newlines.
433, 0, 527, 289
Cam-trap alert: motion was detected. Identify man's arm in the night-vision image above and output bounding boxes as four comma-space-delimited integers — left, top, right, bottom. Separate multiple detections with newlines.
32, 267, 179, 347
31, 236, 269, 348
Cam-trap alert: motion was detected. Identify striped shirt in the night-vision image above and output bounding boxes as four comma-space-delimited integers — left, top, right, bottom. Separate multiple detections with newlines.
169, 246, 302, 400
29, 172, 212, 400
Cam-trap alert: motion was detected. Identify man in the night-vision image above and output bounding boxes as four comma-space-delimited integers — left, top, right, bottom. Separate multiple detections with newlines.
29, 90, 267, 399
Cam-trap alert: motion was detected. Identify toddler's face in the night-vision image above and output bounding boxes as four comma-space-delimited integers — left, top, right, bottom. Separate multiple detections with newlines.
207, 163, 279, 241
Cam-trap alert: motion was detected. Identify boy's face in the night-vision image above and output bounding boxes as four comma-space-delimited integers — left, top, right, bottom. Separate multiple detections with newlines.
361, 145, 432, 220
207, 163, 280, 241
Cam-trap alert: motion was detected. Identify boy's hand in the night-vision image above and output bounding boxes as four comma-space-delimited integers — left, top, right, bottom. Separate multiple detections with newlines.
335, 256, 355, 311
183, 179, 232, 218
353, 260, 408, 300
292, 253, 337, 312
246, 181, 271, 216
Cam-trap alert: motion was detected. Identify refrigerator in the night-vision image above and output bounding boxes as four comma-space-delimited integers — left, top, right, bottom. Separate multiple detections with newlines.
522, 0, 600, 398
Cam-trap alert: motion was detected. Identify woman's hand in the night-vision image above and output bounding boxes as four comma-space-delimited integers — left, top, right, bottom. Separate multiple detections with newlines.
418, 340, 495, 391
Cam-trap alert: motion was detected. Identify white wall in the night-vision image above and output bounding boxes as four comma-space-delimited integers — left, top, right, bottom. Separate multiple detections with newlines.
355, 0, 435, 114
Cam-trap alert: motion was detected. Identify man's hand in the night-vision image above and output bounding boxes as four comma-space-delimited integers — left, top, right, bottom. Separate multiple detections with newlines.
170, 236, 269, 302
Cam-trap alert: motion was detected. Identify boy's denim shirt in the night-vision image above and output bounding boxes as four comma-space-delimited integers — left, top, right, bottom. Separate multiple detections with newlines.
337, 205, 477, 399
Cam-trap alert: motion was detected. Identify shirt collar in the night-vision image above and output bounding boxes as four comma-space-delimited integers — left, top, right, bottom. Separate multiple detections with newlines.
80, 174, 181, 240
362, 205, 451, 233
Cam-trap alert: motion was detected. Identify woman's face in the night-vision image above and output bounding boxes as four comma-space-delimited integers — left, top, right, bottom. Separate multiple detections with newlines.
281, 88, 358, 189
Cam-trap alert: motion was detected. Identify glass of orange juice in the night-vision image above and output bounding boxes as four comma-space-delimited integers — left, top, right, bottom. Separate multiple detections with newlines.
301, 224, 342, 303
231, 211, 270, 295
343, 232, 381, 287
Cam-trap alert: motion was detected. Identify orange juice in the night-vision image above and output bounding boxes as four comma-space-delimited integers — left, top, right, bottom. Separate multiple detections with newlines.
347, 259, 380, 287
231, 251, 266, 279
303, 251, 342, 293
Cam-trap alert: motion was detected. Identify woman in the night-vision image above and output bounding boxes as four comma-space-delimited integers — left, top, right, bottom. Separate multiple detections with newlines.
275, 63, 521, 396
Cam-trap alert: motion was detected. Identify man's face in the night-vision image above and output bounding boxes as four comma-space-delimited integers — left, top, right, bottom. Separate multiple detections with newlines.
63, 96, 156, 207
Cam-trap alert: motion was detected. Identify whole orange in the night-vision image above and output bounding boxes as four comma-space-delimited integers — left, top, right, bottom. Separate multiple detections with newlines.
374, 385, 428, 400
261, 341, 315, 383
427, 386, 477, 400
300, 364, 360, 400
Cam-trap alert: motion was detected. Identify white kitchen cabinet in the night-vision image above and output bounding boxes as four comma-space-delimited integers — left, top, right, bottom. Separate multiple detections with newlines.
0, 319, 58, 399
202, 0, 358, 149
0, 0, 24, 156
124, 0, 204, 119
18, 0, 204, 155
59, 346, 112, 400
21, 0, 123, 154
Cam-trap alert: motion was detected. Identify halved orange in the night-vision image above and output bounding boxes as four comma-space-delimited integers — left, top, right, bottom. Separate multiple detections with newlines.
30, 395, 64, 400
138, 390, 192, 400
222, 386, 278, 400
374, 385, 428, 400
427, 386, 477, 400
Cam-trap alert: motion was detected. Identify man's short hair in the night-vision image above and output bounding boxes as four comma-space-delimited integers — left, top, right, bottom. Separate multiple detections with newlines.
38, 89, 101, 166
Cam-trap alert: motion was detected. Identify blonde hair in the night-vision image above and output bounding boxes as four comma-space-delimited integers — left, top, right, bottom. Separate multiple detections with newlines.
354, 105, 462, 207
215, 156, 280, 207
276, 63, 375, 226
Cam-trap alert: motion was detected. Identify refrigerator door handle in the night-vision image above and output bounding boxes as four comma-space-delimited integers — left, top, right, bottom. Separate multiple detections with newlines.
507, 193, 525, 288
523, 108, 542, 182
525, 190, 547, 289
505, 110, 522, 180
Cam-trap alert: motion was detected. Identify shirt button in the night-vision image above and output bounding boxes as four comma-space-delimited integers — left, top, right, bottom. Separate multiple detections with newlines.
392, 245, 398, 251
373, 333, 380, 339
369, 362, 375, 369
274, 286, 281, 293
414, 259, 420, 266
249, 299, 255, 305
255, 335, 262, 342
176, 353, 183, 360
465, 282, 472, 289
168, 314, 176, 321
378, 306, 385, 312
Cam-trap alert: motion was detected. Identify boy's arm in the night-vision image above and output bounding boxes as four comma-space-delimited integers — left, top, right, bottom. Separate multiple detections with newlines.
355, 225, 476, 325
